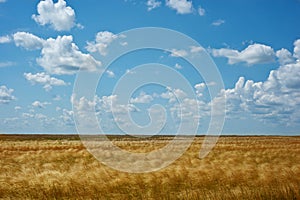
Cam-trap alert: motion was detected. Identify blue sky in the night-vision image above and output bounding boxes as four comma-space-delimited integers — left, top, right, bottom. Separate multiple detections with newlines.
0, 0, 300, 134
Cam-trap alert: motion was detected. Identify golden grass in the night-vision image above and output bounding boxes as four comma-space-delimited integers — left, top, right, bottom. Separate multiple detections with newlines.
0, 134, 300, 199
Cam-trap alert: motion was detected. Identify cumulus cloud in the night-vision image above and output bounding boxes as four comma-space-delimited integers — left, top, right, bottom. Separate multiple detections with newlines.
166, 0, 193, 14
147, 0, 161, 11
169, 97, 205, 124
24, 72, 67, 91
161, 87, 187, 103
276, 48, 295, 65
0, 85, 15, 104
211, 19, 225, 26
71, 94, 140, 132
190, 46, 204, 53
13, 32, 100, 75
13, 32, 44, 50
32, 0, 78, 31
32, 100, 51, 108
86, 31, 120, 56
212, 43, 276, 65
130, 92, 154, 104
218, 40, 300, 125
60, 109, 74, 126
194, 82, 216, 97
0, 35, 11, 43
37, 35, 101, 75
293, 39, 300, 60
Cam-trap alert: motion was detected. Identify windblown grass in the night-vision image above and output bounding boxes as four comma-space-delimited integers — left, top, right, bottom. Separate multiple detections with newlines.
0, 135, 299, 199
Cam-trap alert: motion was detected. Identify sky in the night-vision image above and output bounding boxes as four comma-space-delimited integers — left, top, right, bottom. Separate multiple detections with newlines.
0, 0, 300, 135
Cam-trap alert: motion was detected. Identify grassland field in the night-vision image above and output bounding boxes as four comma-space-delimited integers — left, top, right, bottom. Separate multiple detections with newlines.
0, 134, 300, 199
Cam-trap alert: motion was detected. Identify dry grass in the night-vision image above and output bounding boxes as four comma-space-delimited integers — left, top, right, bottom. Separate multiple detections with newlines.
0, 134, 300, 199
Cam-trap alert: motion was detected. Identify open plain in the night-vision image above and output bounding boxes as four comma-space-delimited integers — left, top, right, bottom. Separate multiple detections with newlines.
0, 134, 299, 199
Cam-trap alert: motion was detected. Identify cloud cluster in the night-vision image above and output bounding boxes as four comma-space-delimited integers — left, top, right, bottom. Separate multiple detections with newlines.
130, 92, 154, 104
32, 100, 51, 108
145, 0, 206, 16
86, 31, 120, 56
0, 85, 15, 104
166, 0, 193, 14
37, 35, 100, 74
13, 32, 101, 75
24, 72, 67, 91
32, 0, 78, 31
219, 40, 300, 125
146, 0, 161, 11
60, 109, 74, 126
71, 94, 140, 132
212, 43, 275, 65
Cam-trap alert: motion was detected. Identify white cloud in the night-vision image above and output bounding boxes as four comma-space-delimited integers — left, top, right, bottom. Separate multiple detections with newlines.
0, 35, 11, 43
212, 19, 225, 26
37, 35, 101, 75
32, 0, 77, 31
97, 95, 139, 114
13, 32, 45, 50
60, 109, 74, 126
24, 72, 67, 91
106, 70, 115, 78
161, 87, 187, 103
0, 61, 15, 68
212, 43, 275, 65
276, 48, 295, 65
32, 100, 51, 108
174, 63, 182, 69
120, 41, 128, 46
0, 0, 6, 3
194, 82, 206, 97
293, 39, 300, 60
14, 106, 22, 111
130, 92, 154, 104
219, 50, 300, 125
179, 39, 300, 127
169, 48, 188, 57
198, 6, 205, 16
0, 85, 15, 104
166, 0, 193, 14
71, 94, 140, 132
170, 98, 204, 124
125, 69, 136, 74
194, 82, 216, 97
190, 45, 204, 53
86, 31, 119, 56
147, 0, 161, 11
13, 32, 100, 75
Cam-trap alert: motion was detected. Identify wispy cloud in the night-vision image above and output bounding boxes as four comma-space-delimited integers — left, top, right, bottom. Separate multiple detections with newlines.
211, 19, 225, 26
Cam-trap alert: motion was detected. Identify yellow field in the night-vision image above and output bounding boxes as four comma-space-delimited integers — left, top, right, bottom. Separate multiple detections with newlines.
0, 135, 300, 199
